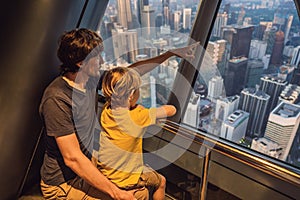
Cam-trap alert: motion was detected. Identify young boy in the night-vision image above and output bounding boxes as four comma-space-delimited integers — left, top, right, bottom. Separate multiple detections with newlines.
97, 67, 176, 200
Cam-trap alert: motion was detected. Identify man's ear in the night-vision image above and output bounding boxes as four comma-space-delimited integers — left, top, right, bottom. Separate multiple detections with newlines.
76, 61, 83, 68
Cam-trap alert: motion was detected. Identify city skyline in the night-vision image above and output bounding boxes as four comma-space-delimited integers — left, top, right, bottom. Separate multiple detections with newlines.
99, 0, 300, 167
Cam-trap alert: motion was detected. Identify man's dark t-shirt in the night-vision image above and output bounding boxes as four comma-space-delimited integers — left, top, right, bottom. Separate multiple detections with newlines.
39, 76, 99, 185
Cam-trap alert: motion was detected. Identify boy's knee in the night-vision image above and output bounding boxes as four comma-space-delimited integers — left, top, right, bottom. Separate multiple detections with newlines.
159, 175, 166, 189
134, 187, 149, 200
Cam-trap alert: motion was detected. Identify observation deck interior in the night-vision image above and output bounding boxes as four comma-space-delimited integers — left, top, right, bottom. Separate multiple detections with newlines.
0, 0, 300, 199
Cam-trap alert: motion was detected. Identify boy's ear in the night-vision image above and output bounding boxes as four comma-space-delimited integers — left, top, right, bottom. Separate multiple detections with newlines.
128, 90, 135, 101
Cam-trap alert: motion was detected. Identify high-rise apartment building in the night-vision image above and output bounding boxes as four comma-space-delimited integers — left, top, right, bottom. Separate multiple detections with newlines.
260, 75, 288, 113
212, 12, 228, 38
207, 76, 224, 102
278, 84, 300, 105
249, 40, 267, 60
183, 92, 200, 127
239, 87, 270, 138
264, 102, 300, 161
207, 42, 220, 65
221, 110, 249, 143
207, 40, 227, 65
290, 45, 300, 67
215, 95, 240, 121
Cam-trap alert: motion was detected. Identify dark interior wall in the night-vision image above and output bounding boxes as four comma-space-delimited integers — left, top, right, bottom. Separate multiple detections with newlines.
0, 1, 86, 199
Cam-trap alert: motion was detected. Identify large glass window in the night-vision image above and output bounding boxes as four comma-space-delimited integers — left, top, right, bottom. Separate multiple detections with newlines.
184, 0, 300, 169
98, 0, 201, 108
97, 0, 300, 169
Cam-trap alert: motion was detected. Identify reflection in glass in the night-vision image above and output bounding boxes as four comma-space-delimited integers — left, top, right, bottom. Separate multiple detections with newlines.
99, 0, 201, 108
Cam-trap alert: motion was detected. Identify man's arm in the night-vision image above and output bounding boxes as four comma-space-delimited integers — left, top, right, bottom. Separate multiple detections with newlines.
128, 42, 200, 76
56, 134, 136, 200
128, 51, 174, 75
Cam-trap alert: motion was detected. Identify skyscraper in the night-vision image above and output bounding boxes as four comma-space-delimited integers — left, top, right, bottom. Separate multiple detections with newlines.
221, 110, 249, 143
183, 92, 200, 127
246, 59, 264, 88
111, 24, 138, 63
117, 0, 133, 29
136, 0, 149, 24
183, 8, 192, 30
207, 40, 227, 65
141, 5, 155, 39
222, 25, 254, 59
212, 12, 228, 38
270, 30, 284, 66
207, 41, 220, 65
260, 75, 287, 113
249, 39, 267, 60
255, 23, 267, 40
262, 54, 271, 69
215, 95, 240, 121
223, 3, 230, 14
162, 0, 170, 26
264, 26, 277, 55
173, 11, 181, 31
239, 87, 270, 138
290, 45, 300, 67
237, 6, 245, 25
264, 102, 300, 161
224, 56, 248, 96
257, 21, 273, 41
207, 76, 224, 102
216, 40, 227, 62
273, 10, 293, 44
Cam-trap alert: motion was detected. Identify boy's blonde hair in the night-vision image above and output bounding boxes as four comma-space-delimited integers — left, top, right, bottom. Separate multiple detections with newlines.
102, 67, 141, 108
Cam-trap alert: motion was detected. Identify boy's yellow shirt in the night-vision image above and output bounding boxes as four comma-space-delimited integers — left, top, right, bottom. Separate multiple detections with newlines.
98, 105, 156, 188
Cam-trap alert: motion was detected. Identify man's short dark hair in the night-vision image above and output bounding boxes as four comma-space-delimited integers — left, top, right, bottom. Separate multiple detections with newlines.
57, 28, 103, 74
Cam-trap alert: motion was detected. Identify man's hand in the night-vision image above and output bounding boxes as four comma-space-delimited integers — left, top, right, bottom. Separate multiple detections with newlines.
114, 189, 137, 200
169, 41, 201, 60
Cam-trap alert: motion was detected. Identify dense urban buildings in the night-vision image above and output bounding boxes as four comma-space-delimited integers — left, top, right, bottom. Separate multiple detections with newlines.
99, 0, 300, 168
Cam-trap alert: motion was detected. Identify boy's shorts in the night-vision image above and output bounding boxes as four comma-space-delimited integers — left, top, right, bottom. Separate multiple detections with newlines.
122, 165, 162, 191
121, 165, 163, 200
